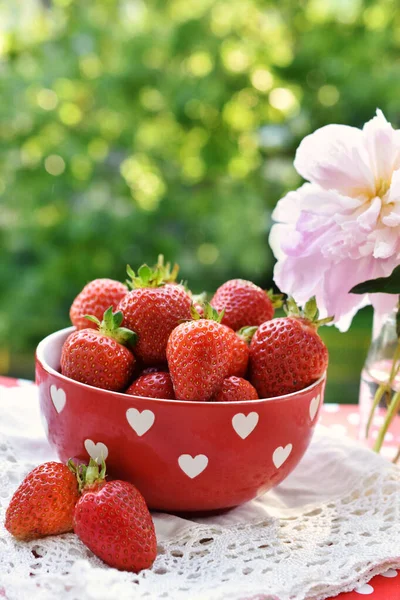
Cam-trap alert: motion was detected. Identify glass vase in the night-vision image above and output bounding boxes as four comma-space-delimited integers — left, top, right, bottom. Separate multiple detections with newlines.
359, 309, 399, 448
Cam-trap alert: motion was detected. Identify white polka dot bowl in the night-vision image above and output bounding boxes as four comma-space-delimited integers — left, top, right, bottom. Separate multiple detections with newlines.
36, 326, 326, 512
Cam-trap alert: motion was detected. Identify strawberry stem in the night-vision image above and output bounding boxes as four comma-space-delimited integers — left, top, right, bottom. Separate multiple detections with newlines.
68, 458, 107, 493
284, 296, 334, 328
237, 326, 258, 344
191, 302, 225, 322
266, 289, 284, 309
85, 306, 137, 348
126, 255, 180, 289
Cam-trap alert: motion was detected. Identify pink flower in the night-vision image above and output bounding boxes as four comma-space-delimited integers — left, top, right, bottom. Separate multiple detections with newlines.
269, 110, 400, 331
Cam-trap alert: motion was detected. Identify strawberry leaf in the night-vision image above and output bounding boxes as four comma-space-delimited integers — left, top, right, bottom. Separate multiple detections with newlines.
266, 289, 284, 308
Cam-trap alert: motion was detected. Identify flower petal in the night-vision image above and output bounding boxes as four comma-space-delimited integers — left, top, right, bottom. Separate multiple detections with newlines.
363, 109, 400, 186
294, 124, 375, 196
272, 254, 329, 307
373, 228, 400, 259
383, 168, 400, 226
271, 187, 304, 224
322, 257, 376, 326
356, 196, 381, 232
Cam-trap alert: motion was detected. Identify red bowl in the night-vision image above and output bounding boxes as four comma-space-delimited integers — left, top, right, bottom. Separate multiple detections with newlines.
36, 327, 326, 512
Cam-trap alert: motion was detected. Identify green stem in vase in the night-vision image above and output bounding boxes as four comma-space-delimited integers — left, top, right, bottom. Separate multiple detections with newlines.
373, 389, 400, 453
365, 341, 400, 437
393, 446, 400, 464
366, 383, 387, 437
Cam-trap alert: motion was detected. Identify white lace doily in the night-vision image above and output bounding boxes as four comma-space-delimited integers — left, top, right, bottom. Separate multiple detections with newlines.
0, 382, 399, 600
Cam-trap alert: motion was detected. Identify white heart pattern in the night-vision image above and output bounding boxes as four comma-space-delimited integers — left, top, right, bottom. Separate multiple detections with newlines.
178, 454, 208, 479
381, 569, 398, 578
40, 412, 49, 437
272, 444, 292, 469
355, 583, 374, 595
84, 439, 109, 464
232, 412, 259, 439
126, 408, 155, 437
50, 385, 66, 414
309, 394, 320, 421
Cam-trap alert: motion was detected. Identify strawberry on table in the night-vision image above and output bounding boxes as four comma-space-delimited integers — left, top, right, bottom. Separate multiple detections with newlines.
167, 304, 233, 401
211, 279, 282, 331
5, 462, 79, 540
61, 306, 137, 391
212, 376, 259, 402
224, 325, 258, 378
70, 278, 127, 330
72, 459, 157, 572
250, 297, 331, 398
118, 259, 192, 365
125, 371, 175, 399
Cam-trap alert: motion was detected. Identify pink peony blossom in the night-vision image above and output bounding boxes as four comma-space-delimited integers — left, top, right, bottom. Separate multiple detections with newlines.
269, 110, 400, 331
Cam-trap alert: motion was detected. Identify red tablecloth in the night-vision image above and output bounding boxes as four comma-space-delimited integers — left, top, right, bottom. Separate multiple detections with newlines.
1, 376, 399, 599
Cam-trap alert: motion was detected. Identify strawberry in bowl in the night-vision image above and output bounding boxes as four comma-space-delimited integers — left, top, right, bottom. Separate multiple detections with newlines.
36, 260, 329, 512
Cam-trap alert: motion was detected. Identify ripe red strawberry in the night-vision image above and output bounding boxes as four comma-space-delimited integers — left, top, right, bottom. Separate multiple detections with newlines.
224, 325, 258, 378
70, 279, 127, 330
250, 297, 330, 398
211, 279, 282, 331
167, 304, 233, 401
61, 307, 137, 391
126, 371, 175, 399
213, 376, 259, 402
73, 460, 157, 572
118, 261, 192, 365
5, 462, 79, 540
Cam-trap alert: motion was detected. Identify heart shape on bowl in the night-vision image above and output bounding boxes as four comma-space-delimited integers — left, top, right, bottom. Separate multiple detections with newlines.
272, 444, 292, 469
232, 412, 259, 439
84, 439, 109, 464
354, 583, 374, 595
50, 385, 66, 414
178, 454, 208, 479
126, 408, 155, 437
309, 394, 320, 421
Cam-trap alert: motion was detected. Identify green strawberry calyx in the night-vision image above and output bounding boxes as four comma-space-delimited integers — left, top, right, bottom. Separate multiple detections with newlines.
126, 255, 179, 289
190, 291, 208, 306
68, 458, 106, 493
84, 306, 137, 347
284, 296, 334, 328
190, 302, 225, 322
237, 326, 258, 344
266, 289, 284, 309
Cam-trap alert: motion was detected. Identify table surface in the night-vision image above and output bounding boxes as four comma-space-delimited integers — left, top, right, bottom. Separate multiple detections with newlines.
1, 376, 399, 600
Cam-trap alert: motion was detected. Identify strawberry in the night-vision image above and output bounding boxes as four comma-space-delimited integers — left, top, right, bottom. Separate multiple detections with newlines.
224, 325, 258, 378
70, 278, 127, 330
118, 260, 192, 365
126, 371, 175, 399
211, 279, 282, 331
5, 462, 79, 540
61, 307, 137, 391
249, 297, 331, 398
73, 459, 157, 572
213, 376, 259, 402
167, 304, 233, 401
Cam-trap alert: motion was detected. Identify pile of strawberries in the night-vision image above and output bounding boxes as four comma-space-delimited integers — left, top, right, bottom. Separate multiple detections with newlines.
62, 256, 330, 401
5, 458, 157, 573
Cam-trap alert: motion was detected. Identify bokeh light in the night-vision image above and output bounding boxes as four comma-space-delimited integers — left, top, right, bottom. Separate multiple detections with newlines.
44, 155, 66, 176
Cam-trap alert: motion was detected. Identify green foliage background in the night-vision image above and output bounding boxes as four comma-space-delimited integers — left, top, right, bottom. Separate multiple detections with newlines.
1, 0, 395, 400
